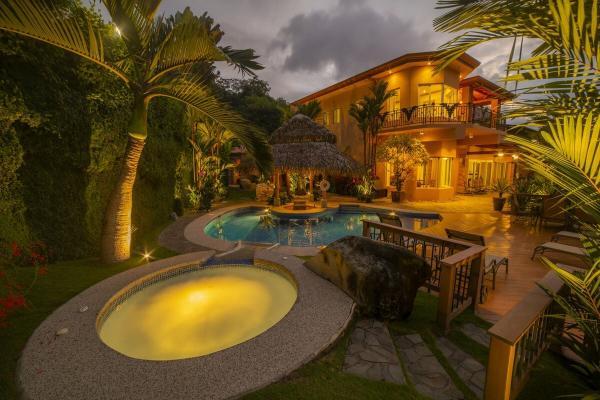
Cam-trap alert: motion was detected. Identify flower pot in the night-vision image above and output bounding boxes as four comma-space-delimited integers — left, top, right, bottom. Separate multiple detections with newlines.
391, 191, 403, 202
493, 197, 506, 211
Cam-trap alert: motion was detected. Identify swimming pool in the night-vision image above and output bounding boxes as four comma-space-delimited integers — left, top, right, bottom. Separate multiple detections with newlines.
204, 207, 440, 247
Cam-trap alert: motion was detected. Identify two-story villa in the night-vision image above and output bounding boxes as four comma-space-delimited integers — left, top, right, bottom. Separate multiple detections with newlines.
292, 51, 516, 202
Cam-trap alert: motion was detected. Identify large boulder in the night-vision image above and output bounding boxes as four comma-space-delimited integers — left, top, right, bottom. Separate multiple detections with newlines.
305, 236, 430, 320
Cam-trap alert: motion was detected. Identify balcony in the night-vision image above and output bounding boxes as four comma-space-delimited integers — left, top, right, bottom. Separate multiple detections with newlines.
382, 103, 505, 131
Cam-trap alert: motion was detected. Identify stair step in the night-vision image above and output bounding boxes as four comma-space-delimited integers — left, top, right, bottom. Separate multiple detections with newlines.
436, 337, 486, 399
395, 334, 463, 400
459, 323, 490, 348
343, 319, 405, 384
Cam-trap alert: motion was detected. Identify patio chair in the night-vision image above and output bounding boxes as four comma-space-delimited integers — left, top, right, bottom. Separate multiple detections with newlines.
551, 230, 584, 246
538, 195, 568, 226
531, 241, 588, 261
445, 228, 509, 303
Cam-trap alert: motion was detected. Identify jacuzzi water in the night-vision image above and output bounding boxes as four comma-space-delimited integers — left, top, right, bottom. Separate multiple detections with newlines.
204, 208, 439, 247
98, 264, 297, 361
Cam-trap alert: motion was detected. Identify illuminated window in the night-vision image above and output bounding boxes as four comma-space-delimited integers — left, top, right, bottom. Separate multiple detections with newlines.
322, 111, 329, 125
333, 108, 341, 124
416, 157, 453, 187
387, 91, 401, 112
418, 84, 458, 105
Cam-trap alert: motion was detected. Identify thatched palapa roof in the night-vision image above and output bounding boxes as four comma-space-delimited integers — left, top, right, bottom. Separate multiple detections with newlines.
271, 114, 360, 175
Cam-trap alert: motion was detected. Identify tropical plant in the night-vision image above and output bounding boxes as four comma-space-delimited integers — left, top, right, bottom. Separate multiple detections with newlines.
434, 0, 599, 396
376, 135, 429, 195
434, 0, 599, 121
295, 100, 322, 120
0, 0, 272, 262
350, 81, 397, 168
356, 169, 376, 202
491, 178, 511, 198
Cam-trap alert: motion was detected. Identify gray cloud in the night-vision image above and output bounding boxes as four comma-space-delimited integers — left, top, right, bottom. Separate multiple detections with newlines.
269, 0, 436, 80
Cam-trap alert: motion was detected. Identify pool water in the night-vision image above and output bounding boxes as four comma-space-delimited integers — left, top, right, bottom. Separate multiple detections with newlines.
98, 265, 297, 361
204, 208, 439, 247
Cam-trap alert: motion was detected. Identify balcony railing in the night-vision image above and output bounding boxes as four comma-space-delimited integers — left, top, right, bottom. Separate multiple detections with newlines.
382, 103, 505, 130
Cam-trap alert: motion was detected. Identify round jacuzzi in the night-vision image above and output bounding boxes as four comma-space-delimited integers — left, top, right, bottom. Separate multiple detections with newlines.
97, 261, 297, 361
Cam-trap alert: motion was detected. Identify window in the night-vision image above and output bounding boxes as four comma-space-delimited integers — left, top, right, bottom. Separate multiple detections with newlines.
322, 111, 329, 125
418, 84, 458, 105
387, 91, 401, 112
333, 108, 341, 124
416, 157, 453, 187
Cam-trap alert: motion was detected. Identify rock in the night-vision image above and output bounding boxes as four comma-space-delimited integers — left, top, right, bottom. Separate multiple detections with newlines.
305, 236, 430, 320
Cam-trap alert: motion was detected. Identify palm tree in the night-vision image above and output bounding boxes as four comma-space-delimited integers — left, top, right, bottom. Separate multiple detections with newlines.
0, 0, 272, 262
349, 81, 396, 168
295, 100, 322, 120
434, 0, 600, 393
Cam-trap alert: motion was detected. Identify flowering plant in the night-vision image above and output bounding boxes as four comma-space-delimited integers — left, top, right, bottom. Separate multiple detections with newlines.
0, 240, 50, 327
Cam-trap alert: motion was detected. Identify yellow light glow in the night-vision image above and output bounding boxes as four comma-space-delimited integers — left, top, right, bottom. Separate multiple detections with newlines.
419, 131, 424, 135
99, 266, 297, 360
512, 154, 519, 160
390, 211, 396, 216
497, 152, 504, 157
115, 26, 121, 36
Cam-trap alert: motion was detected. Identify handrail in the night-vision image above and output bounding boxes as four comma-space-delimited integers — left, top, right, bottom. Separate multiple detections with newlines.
382, 103, 505, 130
362, 220, 486, 332
484, 268, 571, 400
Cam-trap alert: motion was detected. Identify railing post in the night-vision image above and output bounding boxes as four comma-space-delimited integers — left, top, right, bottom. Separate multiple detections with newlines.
362, 220, 370, 238
484, 336, 516, 400
437, 260, 456, 333
468, 249, 485, 309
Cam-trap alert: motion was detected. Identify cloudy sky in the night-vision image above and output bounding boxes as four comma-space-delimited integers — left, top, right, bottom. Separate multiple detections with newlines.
97, 0, 519, 101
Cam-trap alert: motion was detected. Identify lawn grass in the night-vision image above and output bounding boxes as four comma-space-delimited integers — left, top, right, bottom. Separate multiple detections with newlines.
0, 223, 176, 399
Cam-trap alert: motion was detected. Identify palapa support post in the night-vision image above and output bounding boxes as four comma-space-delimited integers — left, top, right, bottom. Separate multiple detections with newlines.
273, 171, 281, 206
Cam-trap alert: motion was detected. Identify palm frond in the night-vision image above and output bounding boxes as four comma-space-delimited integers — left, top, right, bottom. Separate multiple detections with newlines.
148, 72, 272, 173
102, 0, 157, 55
0, 0, 127, 82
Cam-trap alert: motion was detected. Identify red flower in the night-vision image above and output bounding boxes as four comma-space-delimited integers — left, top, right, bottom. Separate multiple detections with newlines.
10, 242, 21, 258
38, 266, 48, 275
0, 293, 26, 311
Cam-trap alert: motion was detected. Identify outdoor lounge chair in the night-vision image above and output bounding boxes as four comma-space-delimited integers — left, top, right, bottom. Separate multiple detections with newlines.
445, 228, 509, 303
551, 230, 584, 245
531, 241, 588, 261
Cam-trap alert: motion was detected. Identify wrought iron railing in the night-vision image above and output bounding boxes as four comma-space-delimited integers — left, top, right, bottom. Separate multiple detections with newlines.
382, 103, 505, 130
362, 220, 486, 331
484, 269, 568, 400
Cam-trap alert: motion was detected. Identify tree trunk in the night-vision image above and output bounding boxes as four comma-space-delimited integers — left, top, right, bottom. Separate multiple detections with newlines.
101, 97, 148, 263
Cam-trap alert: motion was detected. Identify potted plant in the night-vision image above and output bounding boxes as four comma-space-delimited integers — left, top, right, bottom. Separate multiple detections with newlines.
356, 170, 375, 203
491, 178, 511, 211
376, 134, 429, 202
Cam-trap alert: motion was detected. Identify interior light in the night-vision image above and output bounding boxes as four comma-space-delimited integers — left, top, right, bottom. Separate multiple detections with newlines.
427, 61, 432, 65
419, 131, 424, 135
512, 154, 519, 160
497, 152, 504, 157
469, 134, 474, 139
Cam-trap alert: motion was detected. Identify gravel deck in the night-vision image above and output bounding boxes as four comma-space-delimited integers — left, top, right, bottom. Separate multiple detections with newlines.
18, 250, 354, 400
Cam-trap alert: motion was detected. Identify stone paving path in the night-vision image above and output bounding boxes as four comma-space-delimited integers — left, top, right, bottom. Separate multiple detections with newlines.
343, 319, 405, 384
459, 323, 490, 348
395, 334, 463, 400
436, 337, 486, 399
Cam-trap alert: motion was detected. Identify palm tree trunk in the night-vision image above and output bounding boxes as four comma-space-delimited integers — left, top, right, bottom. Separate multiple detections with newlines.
101, 97, 148, 263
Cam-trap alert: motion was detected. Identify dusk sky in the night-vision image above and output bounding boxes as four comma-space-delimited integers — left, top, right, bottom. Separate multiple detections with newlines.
96, 0, 522, 101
